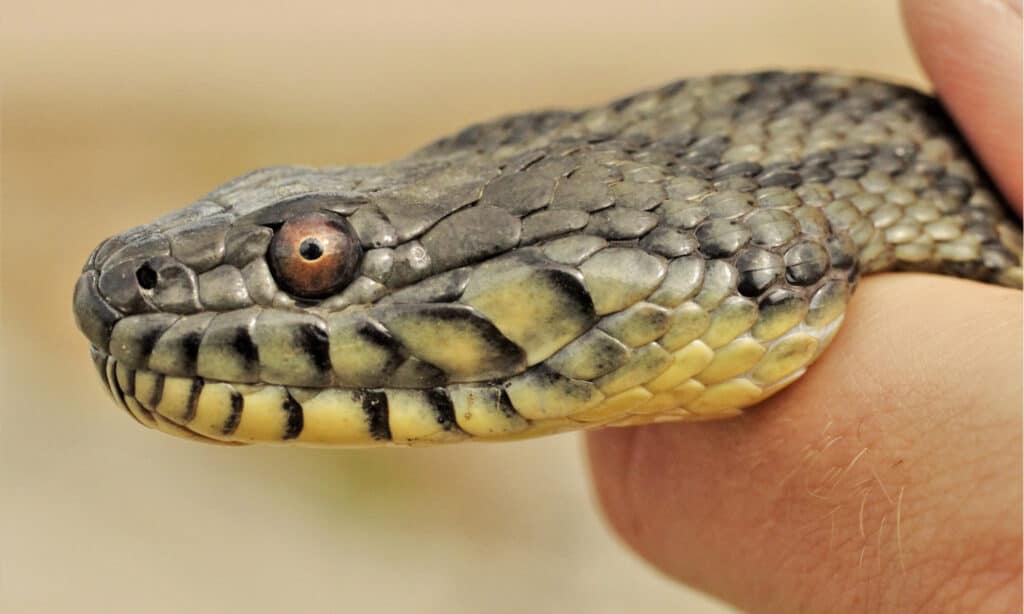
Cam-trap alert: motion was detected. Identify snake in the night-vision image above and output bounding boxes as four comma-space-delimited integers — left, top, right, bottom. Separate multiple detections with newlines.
72, 71, 1023, 446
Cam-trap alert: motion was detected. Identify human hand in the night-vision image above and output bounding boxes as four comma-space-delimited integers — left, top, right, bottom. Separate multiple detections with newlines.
586, 1, 1023, 612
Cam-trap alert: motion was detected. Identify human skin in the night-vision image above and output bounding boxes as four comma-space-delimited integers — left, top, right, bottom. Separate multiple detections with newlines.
586, 1, 1023, 612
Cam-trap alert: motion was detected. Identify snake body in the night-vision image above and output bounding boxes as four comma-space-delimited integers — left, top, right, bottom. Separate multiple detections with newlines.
73, 71, 1023, 446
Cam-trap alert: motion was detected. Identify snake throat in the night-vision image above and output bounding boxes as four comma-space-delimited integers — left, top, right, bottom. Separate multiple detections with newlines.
74, 71, 1023, 446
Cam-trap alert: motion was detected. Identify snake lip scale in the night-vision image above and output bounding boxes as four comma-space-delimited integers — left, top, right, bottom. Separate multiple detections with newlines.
72, 71, 1023, 446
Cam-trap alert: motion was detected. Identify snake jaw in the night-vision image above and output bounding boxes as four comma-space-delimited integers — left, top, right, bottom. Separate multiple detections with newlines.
74, 71, 1022, 446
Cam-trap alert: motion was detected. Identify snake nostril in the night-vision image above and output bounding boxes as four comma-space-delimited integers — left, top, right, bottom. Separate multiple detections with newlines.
136, 263, 158, 290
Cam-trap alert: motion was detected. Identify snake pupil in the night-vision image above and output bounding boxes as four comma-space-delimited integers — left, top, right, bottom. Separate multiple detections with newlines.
299, 238, 323, 261
135, 263, 157, 290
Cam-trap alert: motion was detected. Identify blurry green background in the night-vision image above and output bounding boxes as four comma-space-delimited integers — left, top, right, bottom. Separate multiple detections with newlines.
1, 2, 925, 612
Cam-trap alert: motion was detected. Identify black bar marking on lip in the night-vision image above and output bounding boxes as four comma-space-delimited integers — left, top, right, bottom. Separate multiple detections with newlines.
282, 393, 304, 440
222, 391, 244, 436
363, 390, 391, 440
294, 323, 332, 373
496, 388, 519, 420
183, 377, 205, 423
136, 325, 167, 368
427, 387, 457, 431
147, 373, 166, 411
124, 368, 137, 397
231, 327, 259, 371
108, 361, 143, 425
108, 362, 127, 409
180, 331, 202, 374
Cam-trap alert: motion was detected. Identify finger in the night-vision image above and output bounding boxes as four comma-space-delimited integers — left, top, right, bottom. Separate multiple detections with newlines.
902, 0, 1023, 213
587, 274, 1022, 613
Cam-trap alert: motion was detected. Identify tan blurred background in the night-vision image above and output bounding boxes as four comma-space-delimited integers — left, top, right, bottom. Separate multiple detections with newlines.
1, 2, 926, 612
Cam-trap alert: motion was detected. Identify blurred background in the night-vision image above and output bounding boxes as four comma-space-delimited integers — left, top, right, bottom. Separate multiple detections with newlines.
2, 2, 926, 612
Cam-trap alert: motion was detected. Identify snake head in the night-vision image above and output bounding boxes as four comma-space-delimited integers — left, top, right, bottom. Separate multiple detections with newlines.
72, 156, 616, 400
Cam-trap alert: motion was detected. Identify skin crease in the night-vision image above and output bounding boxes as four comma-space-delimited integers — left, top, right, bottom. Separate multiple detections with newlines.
586, 1, 1023, 612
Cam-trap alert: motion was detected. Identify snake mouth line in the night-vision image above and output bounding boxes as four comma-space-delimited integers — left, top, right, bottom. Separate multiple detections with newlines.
89, 312, 845, 446
88, 347, 604, 447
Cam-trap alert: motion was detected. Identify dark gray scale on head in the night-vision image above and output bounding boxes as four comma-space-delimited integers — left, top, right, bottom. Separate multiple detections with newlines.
385, 242, 432, 288
830, 158, 870, 180
98, 257, 157, 314
703, 190, 755, 219
223, 225, 273, 268
748, 209, 800, 248
142, 256, 203, 314
549, 175, 615, 212
611, 181, 666, 210
792, 206, 831, 238
197, 265, 251, 310
478, 168, 557, 215
736, 248, 785, 297
358, 249, 395, 284
640, 227, 698, 258
827, 234, 859, 270
755, 186, 801, 209
527, 155, 579, 181
935, 175, 973, 200
380, 267, 473, 304
88, 231, 137, 270
499, 149, 547, 173
660, 200, 710, 229
521, 209, 590, 244
347, 206, 398, 249
712, 175, 759, 193
570, 162, 621, 185
419, 205, 522, 274
100, 233, 171, 271
712, 161, 762, 180
665, 175, 713, 200
540, 235, 608, 266
319, 277, 386, 311
799, 165, 835, 184
647, 256, 705, 307
585, 207, 658, 240
154, 201, 225, 231
696, 219, 751, 258
784, 241, 832, 286
757, 168, 803, 188
371, 160, 499, 241
168, 216, 232, 272
236, 192, 364, 227
240, 259, 278, 306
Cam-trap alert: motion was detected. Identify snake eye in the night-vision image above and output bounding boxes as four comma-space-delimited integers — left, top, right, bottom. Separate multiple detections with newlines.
268, 211, 362, 299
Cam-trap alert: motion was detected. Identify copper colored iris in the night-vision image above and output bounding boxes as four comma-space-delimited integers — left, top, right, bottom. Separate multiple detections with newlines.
268, 211, 362, 299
